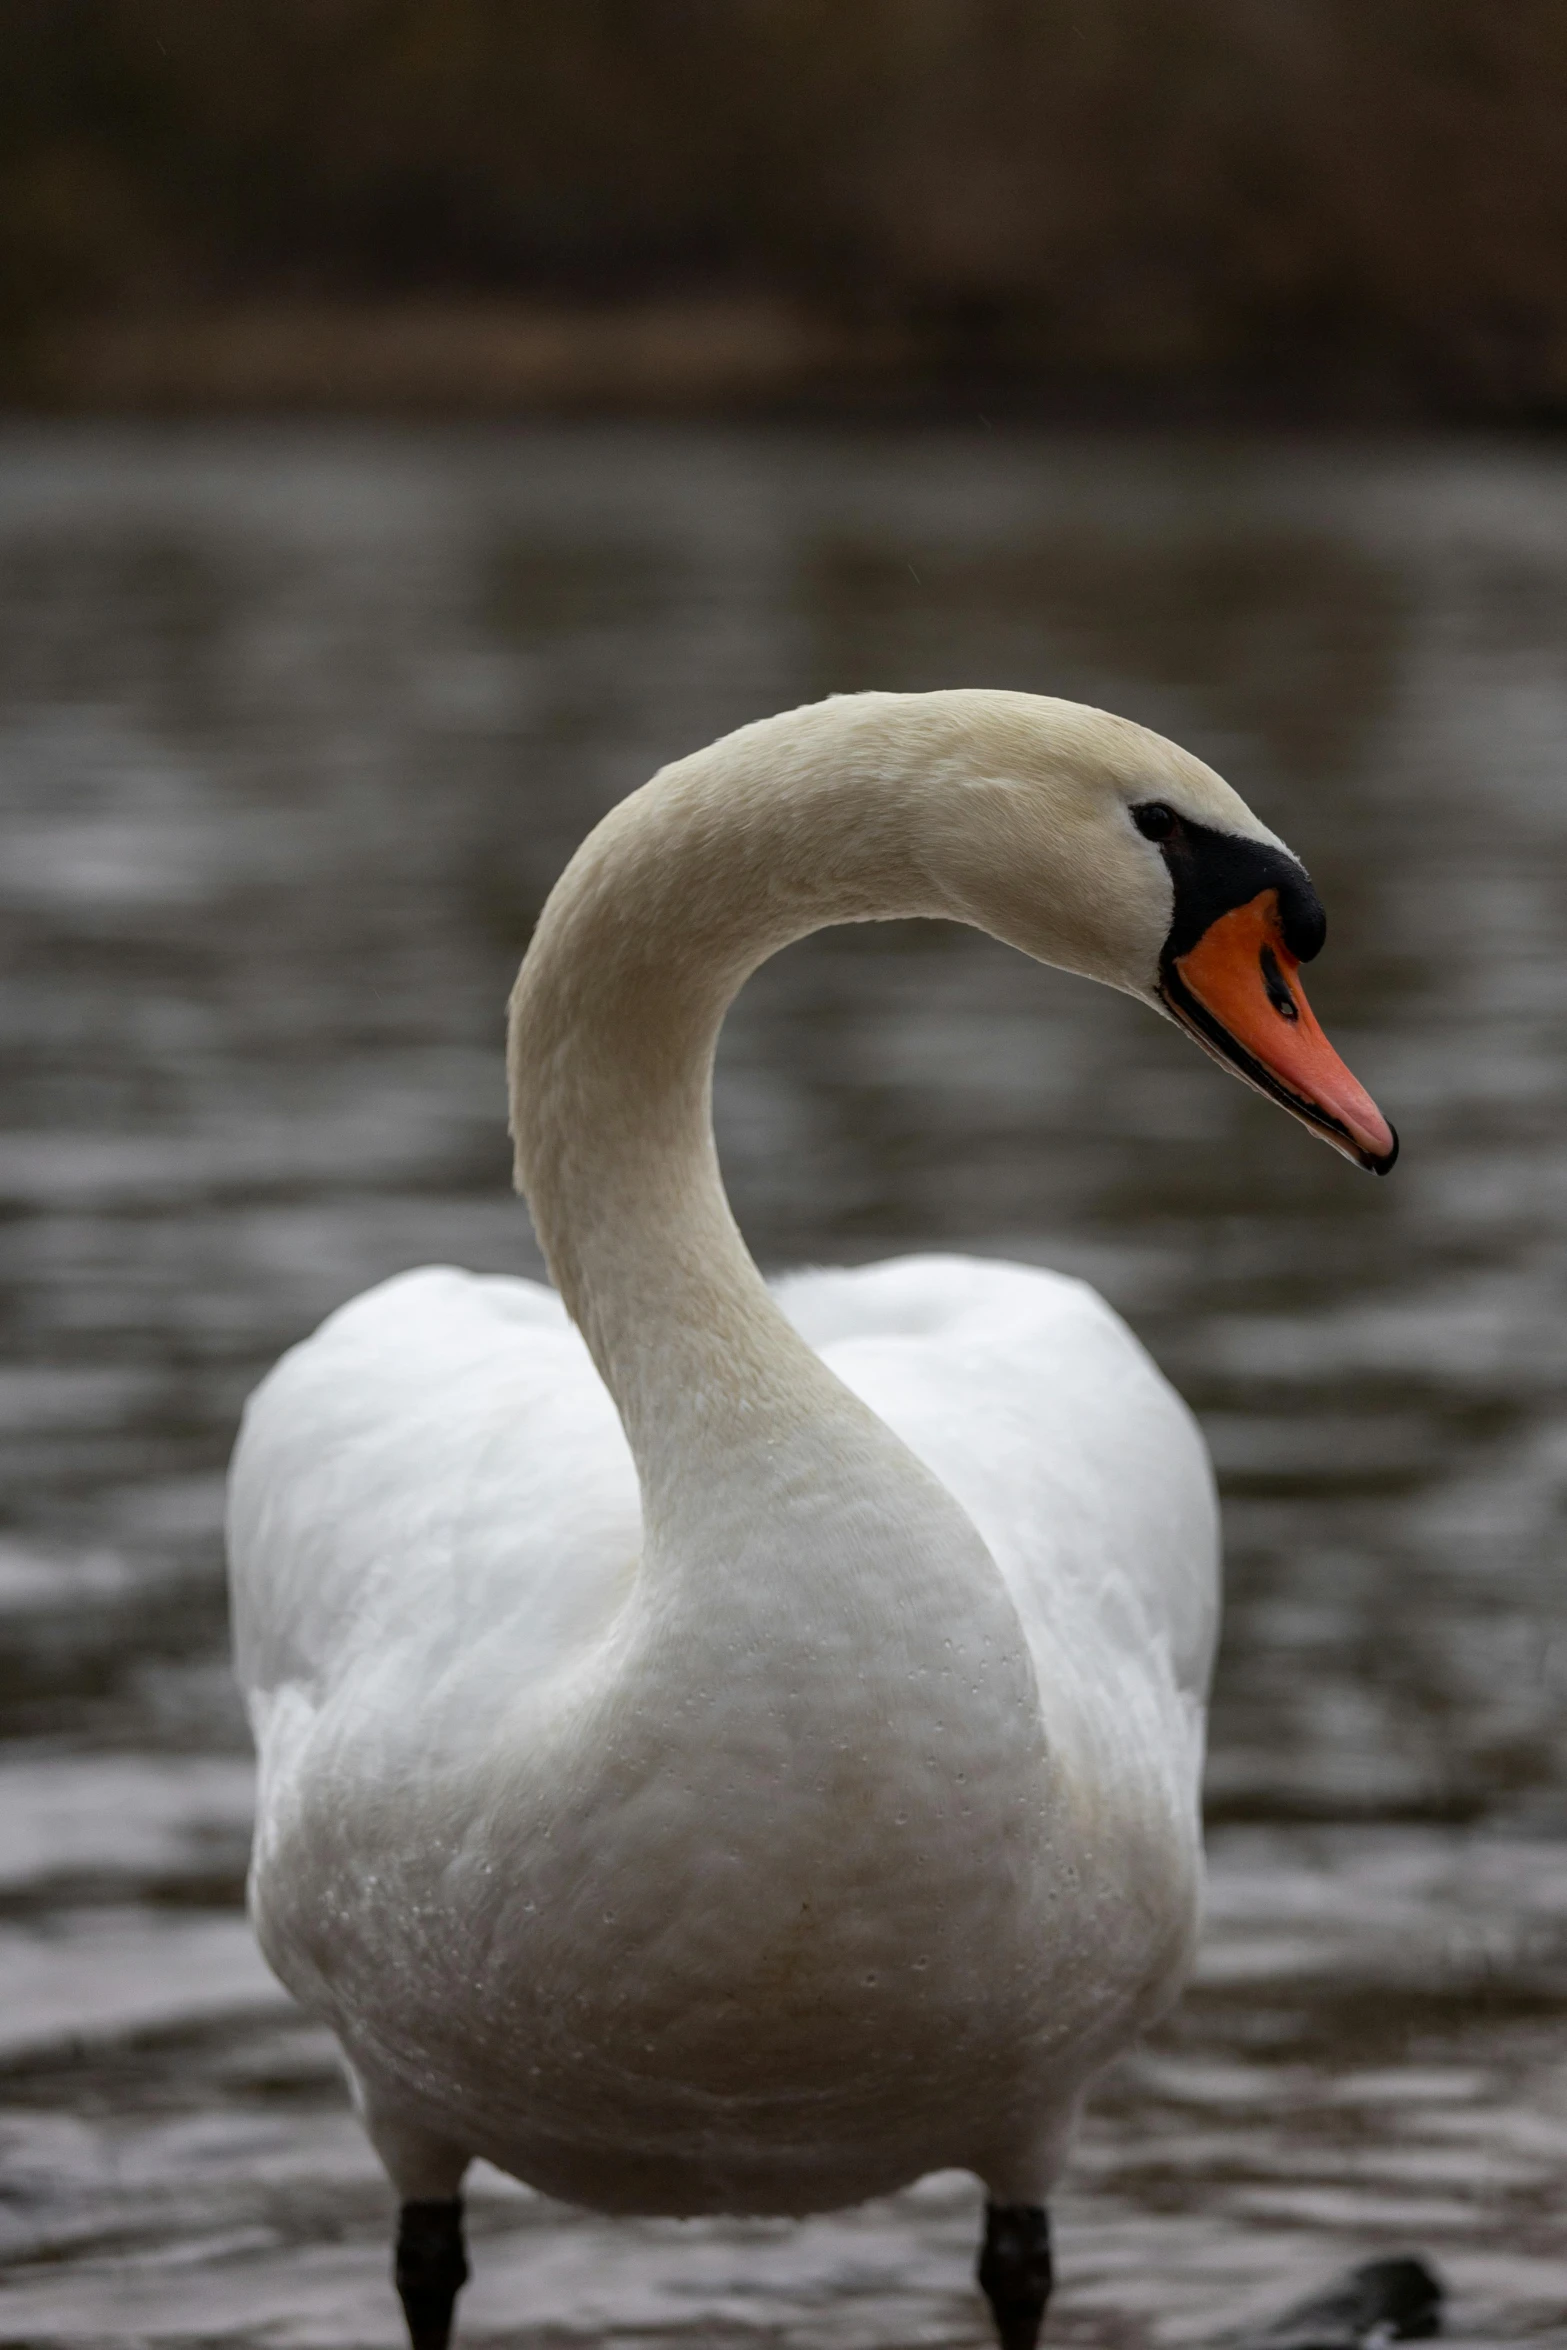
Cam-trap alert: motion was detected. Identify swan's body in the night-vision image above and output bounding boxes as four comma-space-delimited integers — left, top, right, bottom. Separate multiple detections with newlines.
229, 691, 1394, 2343
234, 1252, 1212, 2214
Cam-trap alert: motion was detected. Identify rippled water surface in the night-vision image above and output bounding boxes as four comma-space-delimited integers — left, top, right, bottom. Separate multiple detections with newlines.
2, 425, 1566, 2345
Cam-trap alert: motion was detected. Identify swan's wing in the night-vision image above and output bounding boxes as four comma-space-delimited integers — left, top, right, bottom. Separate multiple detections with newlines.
773, 1255, 1219, 1713
227, 1266, 639, 1726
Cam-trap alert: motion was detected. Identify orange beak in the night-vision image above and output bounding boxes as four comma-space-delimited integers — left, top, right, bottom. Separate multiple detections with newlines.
1161, 890, 1397, 1173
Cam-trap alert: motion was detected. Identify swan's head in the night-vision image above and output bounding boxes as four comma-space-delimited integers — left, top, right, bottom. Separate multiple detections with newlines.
919, 691, 1396, 1174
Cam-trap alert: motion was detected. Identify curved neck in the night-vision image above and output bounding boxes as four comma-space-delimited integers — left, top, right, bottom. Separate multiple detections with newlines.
508, 701, 986, 1530
506, 689, 1179, 1564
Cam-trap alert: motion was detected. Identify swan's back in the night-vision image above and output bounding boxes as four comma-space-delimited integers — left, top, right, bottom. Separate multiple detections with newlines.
231, 1253, 1217, 1770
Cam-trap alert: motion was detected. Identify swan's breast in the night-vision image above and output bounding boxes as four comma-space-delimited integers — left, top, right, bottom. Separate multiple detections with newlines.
254, 1478, 1197, 2189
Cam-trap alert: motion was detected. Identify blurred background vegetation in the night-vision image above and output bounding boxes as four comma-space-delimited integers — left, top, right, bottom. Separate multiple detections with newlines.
5, 0, 1567, 416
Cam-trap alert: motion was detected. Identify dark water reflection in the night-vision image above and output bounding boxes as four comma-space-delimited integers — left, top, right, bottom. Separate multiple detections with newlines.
1, 425, 1565, 2342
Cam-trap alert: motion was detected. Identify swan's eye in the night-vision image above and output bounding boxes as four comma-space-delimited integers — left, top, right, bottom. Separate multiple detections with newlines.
1132, 802, 1177, 843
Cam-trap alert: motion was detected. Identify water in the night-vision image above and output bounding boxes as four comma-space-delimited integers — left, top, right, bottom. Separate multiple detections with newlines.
1, 423, 1565, 2345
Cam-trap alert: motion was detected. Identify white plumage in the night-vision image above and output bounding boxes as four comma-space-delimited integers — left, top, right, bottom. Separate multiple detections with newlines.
227, 690, 1384, 2339
232, 1247, 1214, 2212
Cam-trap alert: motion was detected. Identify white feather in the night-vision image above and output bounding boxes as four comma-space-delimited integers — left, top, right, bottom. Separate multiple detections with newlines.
229, 691, 1240, 2219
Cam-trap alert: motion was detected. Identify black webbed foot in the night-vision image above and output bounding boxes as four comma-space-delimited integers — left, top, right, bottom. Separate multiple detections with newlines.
1230, 2254, 1443, 2348
395, 2197, 469, 2350
978, 2201, 1053, 2350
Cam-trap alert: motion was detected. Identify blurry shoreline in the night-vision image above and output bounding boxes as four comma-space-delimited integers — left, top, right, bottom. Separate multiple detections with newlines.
14, 297, 907, 418
7, 296, 1523, 424
12, 5, 1567, 426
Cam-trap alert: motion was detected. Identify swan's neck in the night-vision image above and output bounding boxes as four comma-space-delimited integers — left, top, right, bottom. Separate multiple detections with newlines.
507, 702, 968, 1546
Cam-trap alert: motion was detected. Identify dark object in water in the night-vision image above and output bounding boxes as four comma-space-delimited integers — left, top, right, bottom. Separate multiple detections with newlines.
1230, 2255, 1444, 2348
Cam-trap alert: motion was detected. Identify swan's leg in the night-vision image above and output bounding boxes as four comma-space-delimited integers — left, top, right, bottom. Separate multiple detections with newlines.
347, 2067, 472, 2350
395, 2198, 469, 2350
977, 2202, 1053, 2350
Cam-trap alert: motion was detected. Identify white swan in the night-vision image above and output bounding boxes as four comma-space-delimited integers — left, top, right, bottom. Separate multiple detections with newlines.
228, 691, 1395, 2350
